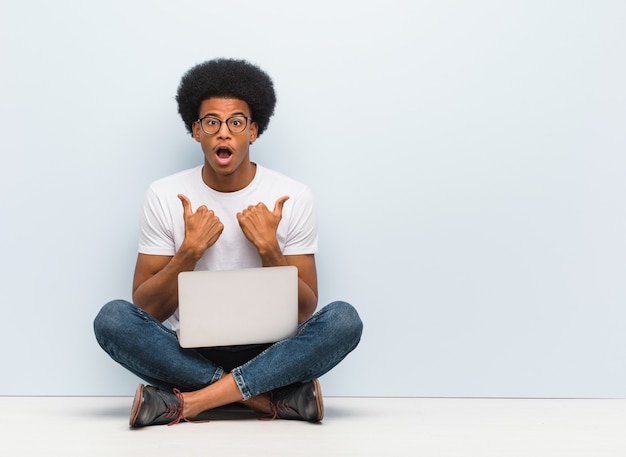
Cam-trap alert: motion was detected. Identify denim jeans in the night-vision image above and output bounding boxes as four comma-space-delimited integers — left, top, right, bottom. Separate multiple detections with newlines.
93, 300, 363, 400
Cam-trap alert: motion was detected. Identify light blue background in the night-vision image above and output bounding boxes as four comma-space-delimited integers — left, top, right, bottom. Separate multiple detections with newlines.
1, 0, 625, 397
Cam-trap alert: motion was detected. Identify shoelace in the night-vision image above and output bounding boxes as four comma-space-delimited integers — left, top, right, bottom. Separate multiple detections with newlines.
260, 391, 291, 421
166, 389, 213, 426
166, 389, 190, 426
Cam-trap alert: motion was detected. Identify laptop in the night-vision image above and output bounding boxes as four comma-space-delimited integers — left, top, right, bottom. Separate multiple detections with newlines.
176, 266, 298, 348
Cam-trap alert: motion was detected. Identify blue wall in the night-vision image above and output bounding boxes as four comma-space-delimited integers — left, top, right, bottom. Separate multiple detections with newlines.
1, 0, 625, 397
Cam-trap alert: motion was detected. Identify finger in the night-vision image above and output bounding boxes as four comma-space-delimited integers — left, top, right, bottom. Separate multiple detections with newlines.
178, 194, 192, 217
273, 195, 290, 217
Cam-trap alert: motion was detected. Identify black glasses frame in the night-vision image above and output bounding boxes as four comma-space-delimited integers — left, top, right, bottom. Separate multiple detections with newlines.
196, 115, 251, 135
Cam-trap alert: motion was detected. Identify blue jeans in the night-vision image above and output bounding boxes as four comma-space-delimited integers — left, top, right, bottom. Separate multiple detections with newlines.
93, 300, 362, 400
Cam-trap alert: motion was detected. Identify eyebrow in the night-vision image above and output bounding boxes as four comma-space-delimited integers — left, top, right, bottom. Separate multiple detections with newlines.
199, 111, 247, 119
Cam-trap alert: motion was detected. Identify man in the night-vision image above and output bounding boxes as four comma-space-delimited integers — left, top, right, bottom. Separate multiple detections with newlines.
93, 58, 363, 427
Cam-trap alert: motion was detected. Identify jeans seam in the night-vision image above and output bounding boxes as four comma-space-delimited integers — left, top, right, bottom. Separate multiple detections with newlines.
132, 306, 177, 338
231, 367, 251, 400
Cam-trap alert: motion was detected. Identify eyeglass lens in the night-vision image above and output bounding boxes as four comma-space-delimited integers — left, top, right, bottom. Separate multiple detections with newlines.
200, 116, 248, 134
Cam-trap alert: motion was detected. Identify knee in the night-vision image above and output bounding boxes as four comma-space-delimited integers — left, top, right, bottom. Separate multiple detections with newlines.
325, 301, 363, 344
93, 299, 134, 344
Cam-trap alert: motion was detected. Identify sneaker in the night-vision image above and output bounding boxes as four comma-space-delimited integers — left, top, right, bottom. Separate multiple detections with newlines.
268, 379, 324, 422
129, 384, 187, 427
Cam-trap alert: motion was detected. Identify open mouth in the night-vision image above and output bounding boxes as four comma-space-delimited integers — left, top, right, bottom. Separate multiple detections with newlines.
216, 147, 232, 159
214, 146, 234, 166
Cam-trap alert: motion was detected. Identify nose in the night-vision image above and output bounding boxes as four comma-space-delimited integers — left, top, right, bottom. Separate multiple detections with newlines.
216, 120, 231, 138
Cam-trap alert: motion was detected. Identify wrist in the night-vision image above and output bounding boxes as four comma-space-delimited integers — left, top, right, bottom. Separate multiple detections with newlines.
175, 242, 204, 267
258, 244, 287, 267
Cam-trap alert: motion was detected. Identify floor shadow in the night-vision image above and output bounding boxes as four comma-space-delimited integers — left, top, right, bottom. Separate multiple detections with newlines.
194, 403, 262, 421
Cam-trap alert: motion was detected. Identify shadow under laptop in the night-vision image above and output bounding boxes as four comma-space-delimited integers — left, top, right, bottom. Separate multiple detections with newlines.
193, 402, 263, 421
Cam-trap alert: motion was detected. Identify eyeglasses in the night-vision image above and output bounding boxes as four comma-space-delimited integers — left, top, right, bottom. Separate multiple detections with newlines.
197, 115, 251, 135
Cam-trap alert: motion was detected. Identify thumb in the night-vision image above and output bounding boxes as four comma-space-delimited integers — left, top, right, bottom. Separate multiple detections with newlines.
273, 195, 290, 218
178, 194, 192, 217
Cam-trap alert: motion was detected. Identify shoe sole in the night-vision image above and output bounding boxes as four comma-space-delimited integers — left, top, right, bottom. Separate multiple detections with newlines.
312, 379, 324, 422
129, 384, 145, 427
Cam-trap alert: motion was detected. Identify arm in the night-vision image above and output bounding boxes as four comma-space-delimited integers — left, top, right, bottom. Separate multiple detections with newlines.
237, 196, 318, 322
132, 194, 224, 322
285, 253, 318, 322
131, 250, 193, 322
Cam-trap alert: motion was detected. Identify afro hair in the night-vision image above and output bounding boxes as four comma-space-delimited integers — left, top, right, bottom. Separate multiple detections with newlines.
176, 58, 277, 137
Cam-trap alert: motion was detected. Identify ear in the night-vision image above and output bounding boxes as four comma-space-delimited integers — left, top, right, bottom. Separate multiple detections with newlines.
249, 120, 259, 144
192, 121, 201, 142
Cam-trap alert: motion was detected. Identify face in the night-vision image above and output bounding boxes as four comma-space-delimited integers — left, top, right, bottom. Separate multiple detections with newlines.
192, 97, 259, 192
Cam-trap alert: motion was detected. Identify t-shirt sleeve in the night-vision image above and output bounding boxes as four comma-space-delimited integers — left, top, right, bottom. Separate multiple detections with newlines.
137, 186, 177, 256
282, 186, 319, 255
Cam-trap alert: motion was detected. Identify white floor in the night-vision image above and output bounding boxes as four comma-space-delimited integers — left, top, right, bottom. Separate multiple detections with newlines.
3, 396, 626, 456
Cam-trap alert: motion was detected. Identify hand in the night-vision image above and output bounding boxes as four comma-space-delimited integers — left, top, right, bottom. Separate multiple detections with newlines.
237, 196, 289, 254
178, 194, 224, 257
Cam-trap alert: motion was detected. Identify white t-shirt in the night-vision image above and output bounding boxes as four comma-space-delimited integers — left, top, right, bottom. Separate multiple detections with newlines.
138, 164, 318, 328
